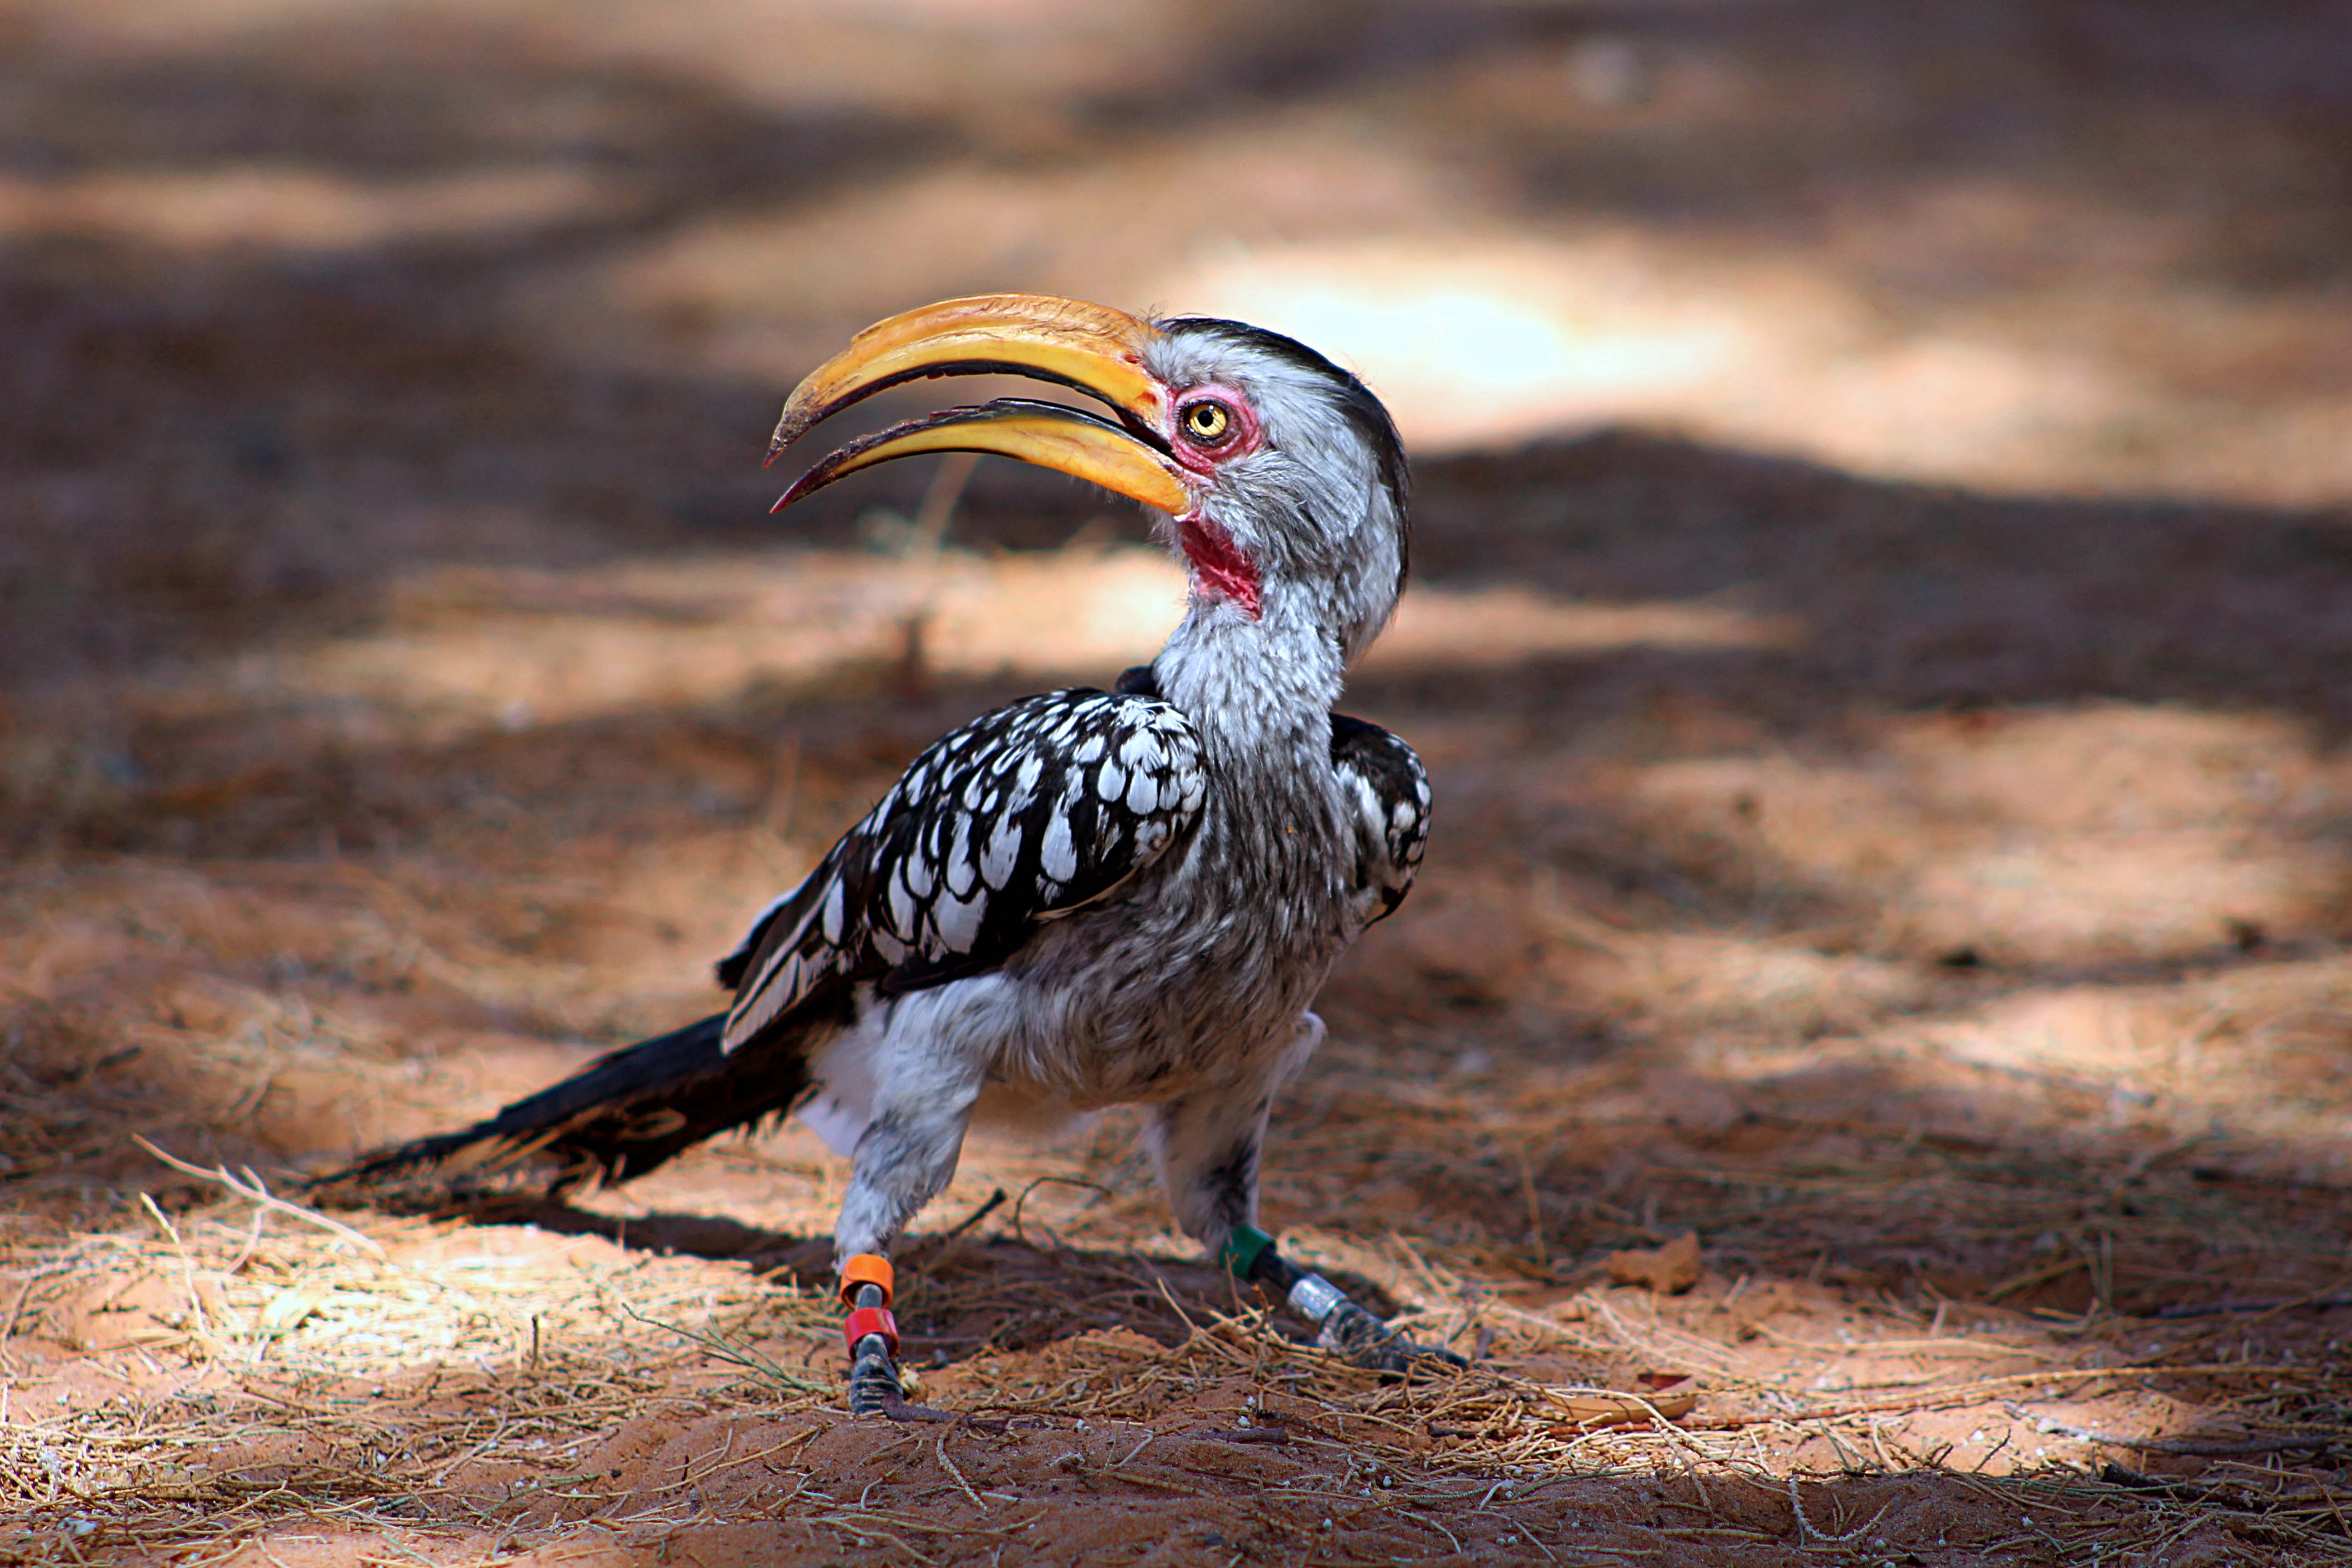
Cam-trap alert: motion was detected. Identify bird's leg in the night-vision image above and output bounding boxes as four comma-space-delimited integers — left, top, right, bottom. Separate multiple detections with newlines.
831, 1041, 984, 1420
1219, 1224, 1468, 1375
838, 1254, 926, 1419
1147, 1034, 1466, 1378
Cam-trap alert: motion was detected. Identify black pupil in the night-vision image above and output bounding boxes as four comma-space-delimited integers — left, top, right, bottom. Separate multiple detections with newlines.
1188, 404, 1227, 438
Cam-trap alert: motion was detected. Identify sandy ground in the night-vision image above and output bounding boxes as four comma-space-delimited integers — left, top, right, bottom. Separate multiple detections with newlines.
6, 1, 2352, 1563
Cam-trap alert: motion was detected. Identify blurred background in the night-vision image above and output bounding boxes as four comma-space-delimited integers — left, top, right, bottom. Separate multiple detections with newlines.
10, 0, 2352, 697
7, 0, 2352, 1519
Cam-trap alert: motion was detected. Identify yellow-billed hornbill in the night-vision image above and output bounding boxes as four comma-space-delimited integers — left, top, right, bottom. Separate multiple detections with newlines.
318, 294, 1450, 1415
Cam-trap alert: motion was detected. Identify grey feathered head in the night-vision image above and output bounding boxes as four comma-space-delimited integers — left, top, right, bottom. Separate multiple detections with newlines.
1142, 317, 1409, 666
767, 294, 1411, 668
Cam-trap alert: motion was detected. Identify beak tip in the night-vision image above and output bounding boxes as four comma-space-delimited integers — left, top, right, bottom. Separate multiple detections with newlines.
772, 465, 830, 512
768, 405, 816, 460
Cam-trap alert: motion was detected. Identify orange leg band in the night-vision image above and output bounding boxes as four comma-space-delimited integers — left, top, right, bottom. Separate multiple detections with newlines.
840, 1252, 894, 1309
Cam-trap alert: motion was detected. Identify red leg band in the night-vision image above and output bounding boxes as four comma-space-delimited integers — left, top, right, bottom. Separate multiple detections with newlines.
843, 1305, 899, 1356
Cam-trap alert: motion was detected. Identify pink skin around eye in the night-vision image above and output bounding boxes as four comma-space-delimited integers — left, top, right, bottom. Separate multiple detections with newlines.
1165, 384, 1266, 618
1166, 384, 1262, 475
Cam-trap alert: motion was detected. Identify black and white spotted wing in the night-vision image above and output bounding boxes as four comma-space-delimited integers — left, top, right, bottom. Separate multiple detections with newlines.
1111, 665, 1428, 931
715, 690, 1207, 1051
1330, 713, 1431, 930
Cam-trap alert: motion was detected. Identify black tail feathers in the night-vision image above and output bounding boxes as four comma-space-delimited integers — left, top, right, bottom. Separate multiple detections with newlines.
309, 1013, 812, 1213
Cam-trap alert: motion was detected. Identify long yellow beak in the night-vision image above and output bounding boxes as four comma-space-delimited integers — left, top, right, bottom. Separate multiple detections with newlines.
767, 293, 1191, 517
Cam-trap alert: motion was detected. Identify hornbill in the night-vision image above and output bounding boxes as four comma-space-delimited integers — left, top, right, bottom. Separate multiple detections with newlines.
317, 294, 1452, 1415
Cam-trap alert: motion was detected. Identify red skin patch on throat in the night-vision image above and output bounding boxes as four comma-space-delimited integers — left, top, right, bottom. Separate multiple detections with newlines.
1179, 516, 1262, 618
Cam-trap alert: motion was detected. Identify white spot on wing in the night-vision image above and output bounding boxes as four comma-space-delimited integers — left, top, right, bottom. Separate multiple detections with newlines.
981, 813, 1022, 890
1008, 754, 1044, 809
935, 887, 985, 951
821, 879, 846, 944
946, 815, 976, 895
1126, 770, 1158, 815
1041, 812, 1078, 882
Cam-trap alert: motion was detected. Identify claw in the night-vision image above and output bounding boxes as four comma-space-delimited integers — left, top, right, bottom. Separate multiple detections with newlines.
848, 1355, 956, 1422
848, 1342, 929, 1418
1318, 1302, 1469, 1379
848, 1331, 970, 1422
847, 1340, 1005, 1427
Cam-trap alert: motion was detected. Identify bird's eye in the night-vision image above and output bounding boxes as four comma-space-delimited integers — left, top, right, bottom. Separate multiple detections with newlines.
1180, 400, 1234, 445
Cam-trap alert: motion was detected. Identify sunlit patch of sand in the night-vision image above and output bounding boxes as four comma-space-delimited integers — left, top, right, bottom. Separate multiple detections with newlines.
1375, 584, 1803, 669
1631, 706, 2347, 964
1560, 930, 1937, 1041
1888, 958, 2352, 1173
1160, 239, 1763, 450
0, 166, 622, 253
587, 178, 2306, 500
1153, 237, 2157, 490
36, 0, 1182, 109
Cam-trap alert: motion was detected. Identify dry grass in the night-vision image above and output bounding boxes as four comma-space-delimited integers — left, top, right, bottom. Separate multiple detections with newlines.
10, 1177, 2352, 1564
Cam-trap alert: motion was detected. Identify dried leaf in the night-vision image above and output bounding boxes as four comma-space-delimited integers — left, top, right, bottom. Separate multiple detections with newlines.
1605, 1230, 1703, 1294
1546, 1374, 1700, 1433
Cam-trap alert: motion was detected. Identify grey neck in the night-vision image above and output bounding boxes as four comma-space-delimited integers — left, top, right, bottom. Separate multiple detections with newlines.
1151, 588, 1343, 769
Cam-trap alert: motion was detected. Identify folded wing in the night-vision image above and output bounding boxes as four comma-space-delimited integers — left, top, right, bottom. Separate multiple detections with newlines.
719, 689, 1209, 1049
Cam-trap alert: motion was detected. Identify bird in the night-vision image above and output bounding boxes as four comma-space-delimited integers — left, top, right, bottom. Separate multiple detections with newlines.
314, 293, 1452, 1416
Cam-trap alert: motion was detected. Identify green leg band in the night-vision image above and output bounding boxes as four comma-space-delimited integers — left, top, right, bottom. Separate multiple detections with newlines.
1219, 1223, 1276, 1280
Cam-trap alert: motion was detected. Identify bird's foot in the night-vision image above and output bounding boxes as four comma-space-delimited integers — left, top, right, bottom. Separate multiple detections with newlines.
839, 1251, 1000, 1426
847, 1333, 1009, 1428
846, 1342, 956, 1422
1317, 1301, 1470, 1379
1220, 1227, 1471, 1382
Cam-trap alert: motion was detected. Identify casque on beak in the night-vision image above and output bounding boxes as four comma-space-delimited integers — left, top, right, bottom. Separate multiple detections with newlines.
767, 294, 1193, 517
